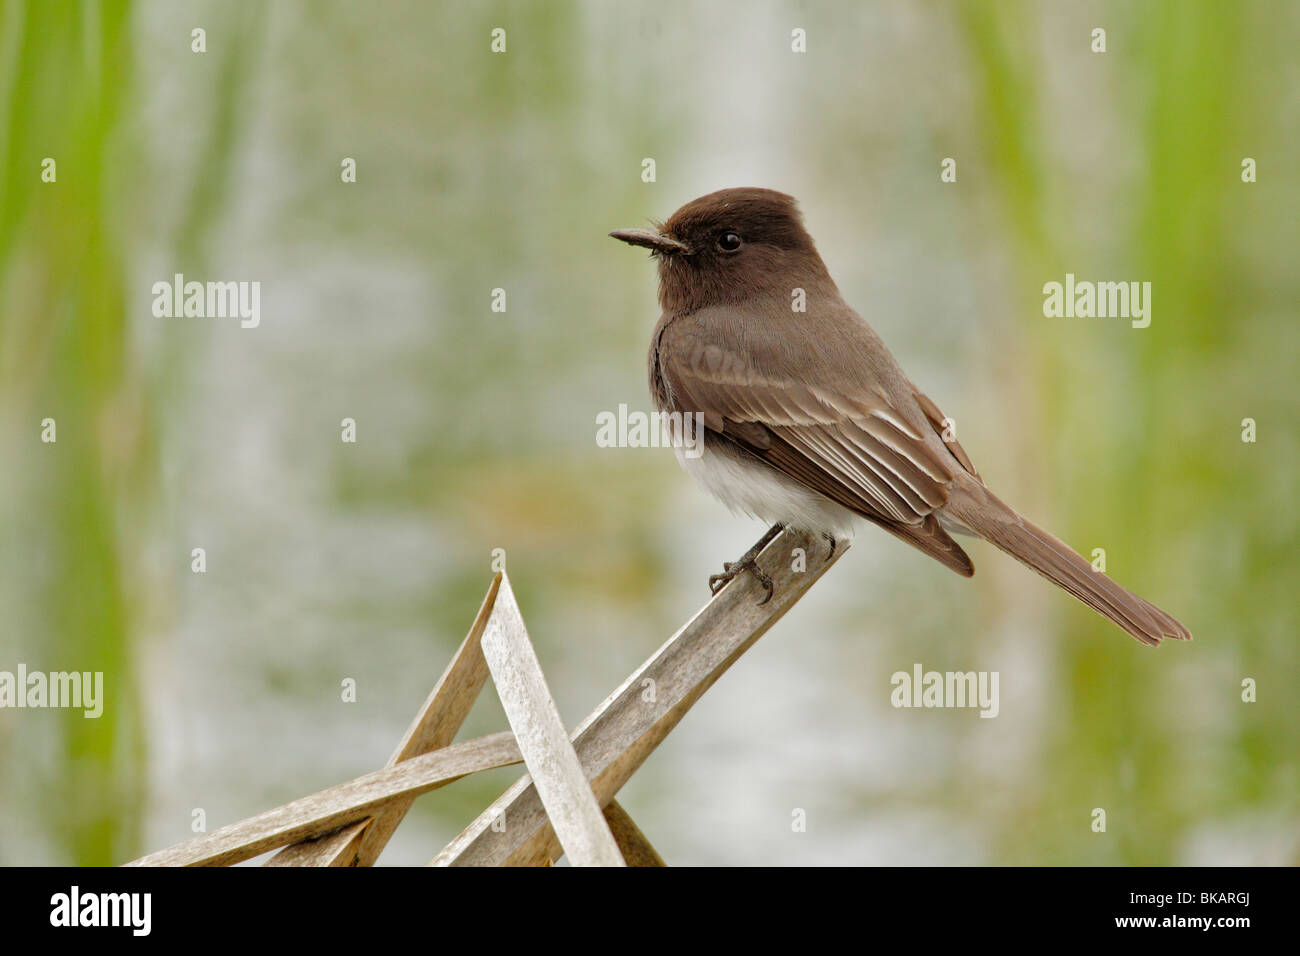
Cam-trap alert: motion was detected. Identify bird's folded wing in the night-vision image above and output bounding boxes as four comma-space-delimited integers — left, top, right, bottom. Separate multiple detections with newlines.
660, 315, 961, 524
658, 310, 976, 575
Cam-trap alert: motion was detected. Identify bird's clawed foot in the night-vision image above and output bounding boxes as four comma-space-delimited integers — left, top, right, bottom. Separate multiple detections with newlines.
709, 557, 775, 605
822, 532, 840, 561
707, 522, 784, 605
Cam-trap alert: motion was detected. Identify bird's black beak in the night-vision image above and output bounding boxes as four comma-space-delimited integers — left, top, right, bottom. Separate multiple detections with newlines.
608, 227, 691, 256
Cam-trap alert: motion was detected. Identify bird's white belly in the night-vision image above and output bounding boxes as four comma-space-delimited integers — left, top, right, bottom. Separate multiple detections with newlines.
675, 444, 858, 536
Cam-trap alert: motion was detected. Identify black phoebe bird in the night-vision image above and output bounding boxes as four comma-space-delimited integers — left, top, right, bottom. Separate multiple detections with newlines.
610, 187, 1190, 646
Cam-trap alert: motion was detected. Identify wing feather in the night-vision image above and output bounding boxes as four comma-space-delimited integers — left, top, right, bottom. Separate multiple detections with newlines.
651, 305, 979, 576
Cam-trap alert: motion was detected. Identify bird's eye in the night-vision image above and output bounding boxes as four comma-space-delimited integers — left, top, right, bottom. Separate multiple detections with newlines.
717, 232, 742, 253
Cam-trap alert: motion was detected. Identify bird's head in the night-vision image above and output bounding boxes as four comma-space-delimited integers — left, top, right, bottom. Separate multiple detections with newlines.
610, 187, 830, 312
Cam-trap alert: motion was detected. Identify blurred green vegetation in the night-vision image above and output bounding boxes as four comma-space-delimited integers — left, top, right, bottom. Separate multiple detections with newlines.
955, 0, 1298, 863
0, 0, 1295, 865
0, 0, 143, 866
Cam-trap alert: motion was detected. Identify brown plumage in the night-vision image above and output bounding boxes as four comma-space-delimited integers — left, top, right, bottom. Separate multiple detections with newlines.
611, 187, 1191, 646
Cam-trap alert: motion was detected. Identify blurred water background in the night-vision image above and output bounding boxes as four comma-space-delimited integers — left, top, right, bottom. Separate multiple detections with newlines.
1, 0, 1296, 865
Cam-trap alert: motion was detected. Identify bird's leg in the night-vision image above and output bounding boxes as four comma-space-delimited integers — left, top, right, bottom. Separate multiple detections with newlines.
708, 523, 784, 605
822, 532, 839, 561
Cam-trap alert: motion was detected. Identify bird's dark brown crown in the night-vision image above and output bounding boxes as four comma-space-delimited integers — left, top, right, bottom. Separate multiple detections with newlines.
660, 187, 815, 253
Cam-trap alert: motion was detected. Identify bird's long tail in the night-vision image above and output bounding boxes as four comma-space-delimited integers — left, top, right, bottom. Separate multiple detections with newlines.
943, 479, 1191, 646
